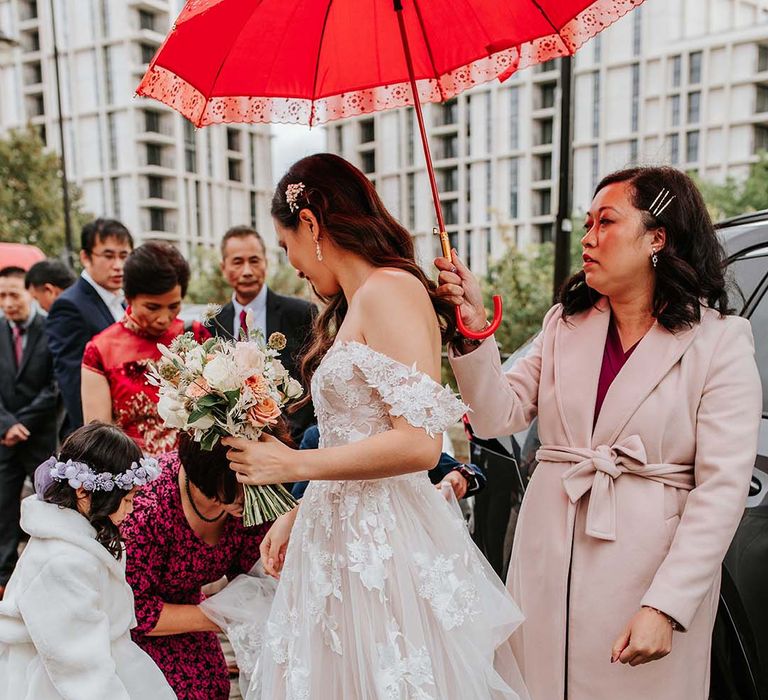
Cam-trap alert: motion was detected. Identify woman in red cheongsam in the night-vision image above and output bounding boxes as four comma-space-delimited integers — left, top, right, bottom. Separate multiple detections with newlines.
81, 242, 208, 455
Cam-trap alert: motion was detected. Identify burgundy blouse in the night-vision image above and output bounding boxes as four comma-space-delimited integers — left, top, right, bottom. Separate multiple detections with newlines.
594, 317, 641, 425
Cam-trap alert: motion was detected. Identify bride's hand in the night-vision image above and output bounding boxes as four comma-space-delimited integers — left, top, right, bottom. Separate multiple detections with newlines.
223, 434, 299, 485
434, 250, 487, 332
260, 507, 298, 578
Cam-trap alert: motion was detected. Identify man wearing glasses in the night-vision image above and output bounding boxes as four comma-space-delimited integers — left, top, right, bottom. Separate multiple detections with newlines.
46, 219, 134, 436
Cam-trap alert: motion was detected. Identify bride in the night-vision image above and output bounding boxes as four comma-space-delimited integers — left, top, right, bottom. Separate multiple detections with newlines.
222, 154, 528, 700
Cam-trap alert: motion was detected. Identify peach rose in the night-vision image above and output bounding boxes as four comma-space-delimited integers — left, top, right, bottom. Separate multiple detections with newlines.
245, 374, 270, 399
247, 396, 281, 426
185, 378, 210, 399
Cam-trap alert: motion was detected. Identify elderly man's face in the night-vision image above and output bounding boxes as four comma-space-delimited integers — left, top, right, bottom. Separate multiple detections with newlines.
0, 276, 31, 322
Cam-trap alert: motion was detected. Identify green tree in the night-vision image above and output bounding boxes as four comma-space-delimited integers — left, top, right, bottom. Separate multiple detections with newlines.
0, 127, 88, 255
696, 151, 768, 220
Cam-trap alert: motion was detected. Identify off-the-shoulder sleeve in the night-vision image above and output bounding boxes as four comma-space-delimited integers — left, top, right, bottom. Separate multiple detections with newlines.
351, 345, 468, 437
82, 339, 106, 375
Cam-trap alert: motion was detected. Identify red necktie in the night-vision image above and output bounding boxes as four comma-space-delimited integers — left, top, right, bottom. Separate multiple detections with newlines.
12, 325, 23, 367
239, 309, 248, 339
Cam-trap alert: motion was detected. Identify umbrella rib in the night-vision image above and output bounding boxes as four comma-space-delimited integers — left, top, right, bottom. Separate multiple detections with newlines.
412, 0, 445, 102
529, 0, 574, 55
309, 0, 336, 127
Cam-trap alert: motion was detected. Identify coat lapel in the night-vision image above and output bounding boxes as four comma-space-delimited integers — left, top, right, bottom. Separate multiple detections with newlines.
16, 316, 42, 378
591, 316, 701, 447
554, 299, 611, 447
78, 277, 115, 329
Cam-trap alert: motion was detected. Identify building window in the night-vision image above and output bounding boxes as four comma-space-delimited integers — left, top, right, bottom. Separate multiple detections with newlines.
759, 45, 768, 73
465, 231, 472, 270
630, 139, 638, 163
687, 91, 701, 122
535, 153, 552, 181
145, 110, 161, 133
536, 189, 552, 217
443, 200, 458, 226
249, 133, 256, 184
464, 164, 472, 219
537, 118, 554, 145
509, 87, 520, 149
670, 94, 680, 126
138, 10, 155, 31
184, 121, 196, 173
510, 158, 519, 218
361, 150, 376, 174
140, 43, 157, 65
100, 0, 110, 36
592, 72, 600, 137
226, 127, 241, 151
103, 46, 113, 104
405, 108, 414, 165
359, 118, 375, 144
485, 92, 492, 154
250, 191, 257, 228
535, 58, 557, 73
438, 134, 457, 159
111, 178, 121, 218
631, 64, 640, 132
537, 223, 554, 243
148, 175, 164, 199
333, 124, 343, 153
438, 98, 458, 126
632, 7, 642, 56
540, 81, 556, 109
485, 162, 492, 210
149, 208, 166, 231
686, 130, 699, 162
591, 145, 599, 190
593, 35, 602, 62
755, 125, 768, 152
406, 173, 415, 228
671, 55, 682, 88
757, 85, 768, 114
669, 133, 680, 164
108, 113, 118, 169
146, 143, 162, 166
439, 167, 457, 192
228, 158, 242, 182
689, 51, 702, 84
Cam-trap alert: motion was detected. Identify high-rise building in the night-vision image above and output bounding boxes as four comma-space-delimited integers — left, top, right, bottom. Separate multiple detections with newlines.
329, 0, 768, 274
0, 0, 274, 253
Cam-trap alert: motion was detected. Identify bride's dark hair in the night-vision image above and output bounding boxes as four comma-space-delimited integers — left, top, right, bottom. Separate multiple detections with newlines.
271, 153, 455, 399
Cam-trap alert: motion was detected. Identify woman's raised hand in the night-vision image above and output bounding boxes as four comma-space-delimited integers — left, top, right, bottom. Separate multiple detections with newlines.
259, 507, 298, 578
434, 249, 488, 333
223, 433, 299, 486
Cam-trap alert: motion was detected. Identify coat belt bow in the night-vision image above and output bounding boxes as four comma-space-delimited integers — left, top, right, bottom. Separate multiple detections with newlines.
536, 435, 694, 541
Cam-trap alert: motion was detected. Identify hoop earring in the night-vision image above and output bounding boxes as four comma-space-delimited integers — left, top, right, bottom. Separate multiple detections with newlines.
315, 240, 323, 262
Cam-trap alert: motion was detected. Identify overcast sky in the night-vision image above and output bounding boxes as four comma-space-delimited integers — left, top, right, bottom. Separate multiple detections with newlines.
270, 124, 326, 185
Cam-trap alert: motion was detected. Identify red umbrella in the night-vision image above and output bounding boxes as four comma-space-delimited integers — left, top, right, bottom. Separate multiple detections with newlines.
137, 0, 644, 338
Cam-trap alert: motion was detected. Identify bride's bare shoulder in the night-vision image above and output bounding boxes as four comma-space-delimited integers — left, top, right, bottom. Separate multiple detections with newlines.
354, 267, 436, 333
359, 267, 431, 302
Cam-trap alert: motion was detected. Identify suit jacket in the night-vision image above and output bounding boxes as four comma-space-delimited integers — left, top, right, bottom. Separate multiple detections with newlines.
45, 277, 116, 435
208, 289, 317, 440
0, 314, 59, 472
450, 299, 762, 700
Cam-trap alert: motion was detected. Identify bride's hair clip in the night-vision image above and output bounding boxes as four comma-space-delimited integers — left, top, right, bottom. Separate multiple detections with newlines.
648, 187, 675, 219
39, 455, 161, 492
285, 182, 306, 213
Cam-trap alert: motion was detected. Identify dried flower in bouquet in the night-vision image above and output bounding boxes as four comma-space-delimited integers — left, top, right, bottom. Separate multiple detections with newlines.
148, 313, 303, 526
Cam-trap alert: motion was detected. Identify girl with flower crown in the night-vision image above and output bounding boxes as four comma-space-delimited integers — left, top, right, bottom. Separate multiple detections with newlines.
0, 422, 175, 700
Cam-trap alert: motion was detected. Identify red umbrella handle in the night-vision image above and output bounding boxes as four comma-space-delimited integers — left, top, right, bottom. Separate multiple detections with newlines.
396, 1, 502, 342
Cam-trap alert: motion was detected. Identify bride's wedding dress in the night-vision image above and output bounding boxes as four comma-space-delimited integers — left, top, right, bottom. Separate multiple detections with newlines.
241, 341, 528, 699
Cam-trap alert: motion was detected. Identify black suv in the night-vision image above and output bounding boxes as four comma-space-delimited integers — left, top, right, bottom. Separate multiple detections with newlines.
467, 210, 768, 699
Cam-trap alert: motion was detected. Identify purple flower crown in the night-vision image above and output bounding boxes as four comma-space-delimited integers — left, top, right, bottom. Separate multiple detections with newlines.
39, 456, 161, 492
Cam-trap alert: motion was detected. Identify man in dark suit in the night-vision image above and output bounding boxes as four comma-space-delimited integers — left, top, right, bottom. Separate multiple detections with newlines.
0, 267, 59, 595
208, 226, 316, 440
46, 219, 133, 435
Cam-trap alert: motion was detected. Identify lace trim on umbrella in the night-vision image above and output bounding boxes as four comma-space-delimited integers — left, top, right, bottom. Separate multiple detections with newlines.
137, 0, 645, 127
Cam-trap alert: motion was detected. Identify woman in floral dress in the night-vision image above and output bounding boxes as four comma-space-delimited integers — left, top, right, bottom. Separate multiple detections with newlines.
81, 241, 208, 455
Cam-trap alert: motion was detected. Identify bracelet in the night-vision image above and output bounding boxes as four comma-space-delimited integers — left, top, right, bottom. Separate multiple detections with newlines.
642, 606, 681, 631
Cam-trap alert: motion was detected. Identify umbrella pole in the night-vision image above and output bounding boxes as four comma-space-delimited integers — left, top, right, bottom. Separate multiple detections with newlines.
394, 0, 502, 340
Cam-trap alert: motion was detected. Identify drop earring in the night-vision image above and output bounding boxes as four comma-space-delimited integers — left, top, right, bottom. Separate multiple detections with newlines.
651, 249, 658, 268
315, 240, 323, 261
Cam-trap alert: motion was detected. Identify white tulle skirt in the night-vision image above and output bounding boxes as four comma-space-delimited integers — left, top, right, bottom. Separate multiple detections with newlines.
235, 471, 528, 700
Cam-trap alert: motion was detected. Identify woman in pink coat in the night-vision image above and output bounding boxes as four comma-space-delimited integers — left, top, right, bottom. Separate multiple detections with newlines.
437, 166, 761, 700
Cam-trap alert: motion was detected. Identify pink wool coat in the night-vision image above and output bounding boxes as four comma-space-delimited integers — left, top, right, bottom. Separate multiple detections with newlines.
450, 299, 761, 700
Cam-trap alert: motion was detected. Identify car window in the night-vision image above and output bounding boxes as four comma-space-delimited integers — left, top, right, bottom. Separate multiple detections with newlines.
728, 253, 768, 311
746, 289, 768, 416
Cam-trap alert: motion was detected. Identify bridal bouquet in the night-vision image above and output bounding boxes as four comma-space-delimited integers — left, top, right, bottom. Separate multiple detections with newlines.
148, 308, 303, 526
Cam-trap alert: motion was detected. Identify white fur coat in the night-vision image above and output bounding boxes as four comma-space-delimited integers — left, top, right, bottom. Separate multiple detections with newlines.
0, 496, 176, 700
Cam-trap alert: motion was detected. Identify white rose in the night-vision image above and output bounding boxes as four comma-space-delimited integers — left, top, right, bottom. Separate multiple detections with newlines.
285, 378, 304, 400
157, 392, 189, 429
185, 345, 206, 374
202, 355, 241, 392
233, 342, 265, 377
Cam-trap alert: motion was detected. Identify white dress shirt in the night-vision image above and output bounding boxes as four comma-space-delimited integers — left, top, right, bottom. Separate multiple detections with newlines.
232, 285, 268, 340
81, 270, 125, 322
